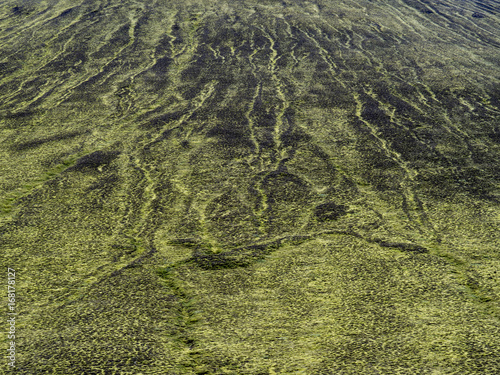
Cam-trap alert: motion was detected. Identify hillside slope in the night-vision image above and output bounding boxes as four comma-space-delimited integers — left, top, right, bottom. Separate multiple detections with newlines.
1, 0, 499, 373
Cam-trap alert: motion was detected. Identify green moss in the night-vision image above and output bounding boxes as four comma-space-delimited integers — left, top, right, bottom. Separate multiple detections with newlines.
1, 0, 500, 373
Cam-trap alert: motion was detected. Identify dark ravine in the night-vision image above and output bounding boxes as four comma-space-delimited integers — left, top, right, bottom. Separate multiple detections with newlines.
1, 0, 499, 373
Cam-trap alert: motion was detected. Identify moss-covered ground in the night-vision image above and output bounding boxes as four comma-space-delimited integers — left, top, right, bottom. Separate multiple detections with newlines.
1, 0, 499, 373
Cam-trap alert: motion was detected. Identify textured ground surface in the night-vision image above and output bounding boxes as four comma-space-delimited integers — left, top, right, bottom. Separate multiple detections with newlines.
1, 0, 500, 373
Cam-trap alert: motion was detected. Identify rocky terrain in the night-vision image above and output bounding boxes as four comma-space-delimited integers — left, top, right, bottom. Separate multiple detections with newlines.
1, 0, 499, 373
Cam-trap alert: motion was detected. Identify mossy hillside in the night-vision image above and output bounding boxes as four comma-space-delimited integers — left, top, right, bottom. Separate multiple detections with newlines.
1, 0, 499, 373
161, 232, 499, 374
